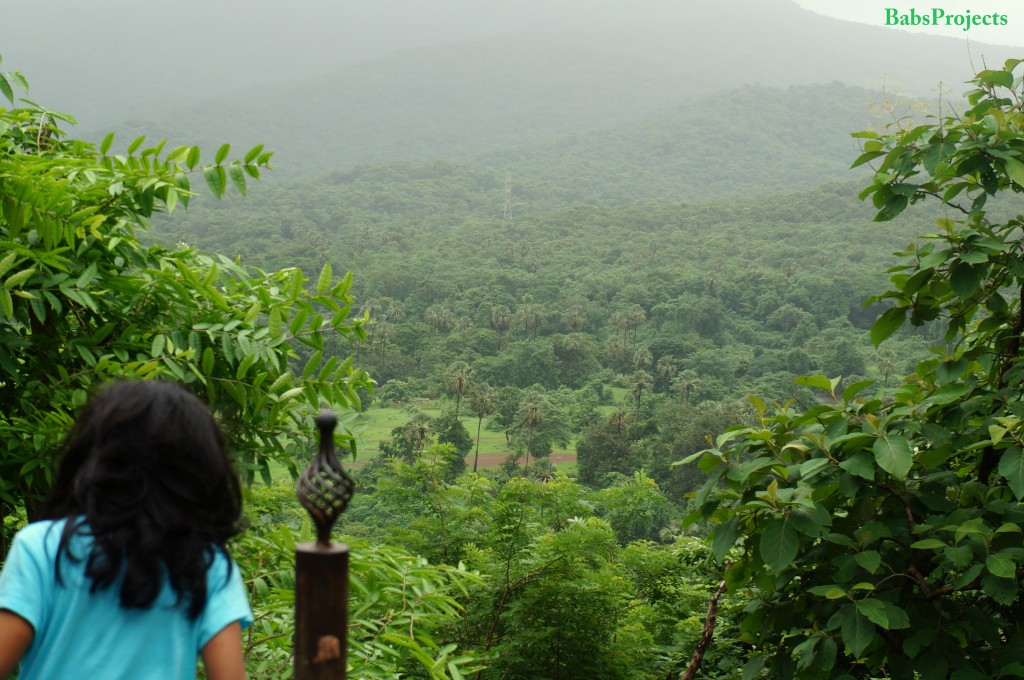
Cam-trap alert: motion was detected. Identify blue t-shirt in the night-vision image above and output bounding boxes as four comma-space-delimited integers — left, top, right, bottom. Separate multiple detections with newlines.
0, 519, 253, 679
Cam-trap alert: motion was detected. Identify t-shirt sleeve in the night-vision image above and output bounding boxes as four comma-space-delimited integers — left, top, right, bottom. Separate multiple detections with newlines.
198, 551, 253, 650
0, 524, 52, 635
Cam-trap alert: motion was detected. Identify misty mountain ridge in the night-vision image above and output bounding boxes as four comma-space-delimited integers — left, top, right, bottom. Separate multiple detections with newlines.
84, 3, 1015, 180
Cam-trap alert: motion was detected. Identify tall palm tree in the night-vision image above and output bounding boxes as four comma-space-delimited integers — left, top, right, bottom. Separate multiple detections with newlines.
490, 305, 511, 348
630, 370, 652, 425
518, 399, 544, 475
469, 384, 496, 472
444, 361, 473, 418
656, 355, 678, 393
673, 370, 700, 405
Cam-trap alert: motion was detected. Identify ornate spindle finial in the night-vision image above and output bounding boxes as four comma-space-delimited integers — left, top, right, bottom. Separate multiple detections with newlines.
296, 410, 355, 547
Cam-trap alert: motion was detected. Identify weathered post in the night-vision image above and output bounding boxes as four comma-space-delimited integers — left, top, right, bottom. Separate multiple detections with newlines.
294, 411, 355, 679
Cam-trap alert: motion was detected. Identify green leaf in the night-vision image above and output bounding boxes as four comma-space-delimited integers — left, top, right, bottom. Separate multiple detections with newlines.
244, 144, 264, 163
998, 448, 1024, 499
151, 334, 166, 357
201, 347, 214, 374
855, 599, 888, 628
854, 550, 881, 574
100, 132, 114, 155
981, 572, 1017, 605
840, 607, 874, 658
911, 538, 946, 549
873, 434, 913, 479
186, 145, 200, 169
839, 451, 875, 480
986, 552, 1016, 579
712, 516, 739, 562
879, 601, 910, 629
228, 164, 247, 196
949, 261, 983, 299
0, 288, 12, 319
760, 516, 799, 573
3, 267, 35, 289
126, 135, 146, 155
795, 374, 834, 392
203, 165, 226, 198
215, 143, 230, 164
316, 261, 333, 296
0, 75, 13, 105
268, 307, 283, 338
871, 307, 906, 347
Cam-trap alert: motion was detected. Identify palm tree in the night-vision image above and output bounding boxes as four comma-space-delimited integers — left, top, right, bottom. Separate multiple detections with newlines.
425, 305, 454, 333
444, 361, 473, 418
627, 305, 647, 349
877, 350, 897, 389
633, 348, 653, 372
673, 370, 700, 405
469, 384, 496, 472
556, 333, 584, 388
656, 355, 677, 393
490, 305, 511, 347
630, 370, 652, 425
518, 399, 544, 474
565, 306, 585, 332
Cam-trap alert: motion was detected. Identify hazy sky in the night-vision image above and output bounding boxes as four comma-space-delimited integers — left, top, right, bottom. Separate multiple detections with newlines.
796, 0, 1024, 48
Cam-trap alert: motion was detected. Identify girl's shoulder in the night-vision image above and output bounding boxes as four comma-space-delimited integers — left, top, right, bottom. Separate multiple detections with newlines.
12, 518, 89, 560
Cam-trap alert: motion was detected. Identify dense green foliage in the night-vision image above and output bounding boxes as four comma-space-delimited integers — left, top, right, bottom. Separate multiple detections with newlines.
686, 60, 1024, 678
0, 66, 370, 536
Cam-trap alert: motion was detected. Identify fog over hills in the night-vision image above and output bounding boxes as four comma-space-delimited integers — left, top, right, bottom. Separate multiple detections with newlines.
4, 0, 1017, 133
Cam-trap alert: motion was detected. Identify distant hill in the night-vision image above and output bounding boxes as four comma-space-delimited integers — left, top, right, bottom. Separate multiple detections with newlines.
53, 0, 1015, 178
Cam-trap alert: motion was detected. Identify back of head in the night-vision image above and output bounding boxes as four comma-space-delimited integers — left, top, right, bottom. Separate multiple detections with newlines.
41, 380, 243, 619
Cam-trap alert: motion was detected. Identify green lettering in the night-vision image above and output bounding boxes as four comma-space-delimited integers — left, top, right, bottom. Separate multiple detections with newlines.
999, 14, 1009, 25
933, 8, 946, 25
885, 8, 899, 25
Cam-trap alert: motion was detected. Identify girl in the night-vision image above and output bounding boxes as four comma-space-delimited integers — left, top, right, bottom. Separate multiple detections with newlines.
0, 380, 251, 679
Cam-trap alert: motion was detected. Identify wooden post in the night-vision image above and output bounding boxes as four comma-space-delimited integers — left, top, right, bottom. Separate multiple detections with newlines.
294, 543, 348, 678
294, 412, 355, 680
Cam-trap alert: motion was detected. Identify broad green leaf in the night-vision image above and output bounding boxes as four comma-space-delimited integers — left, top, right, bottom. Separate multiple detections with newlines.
186, 145, 200, 169
949, 261, 983, 298
855, 599, 888, 628
854, 550, 881, 574
871, 307, 906, 347
981, 572, 1017, 605
998, 447, 1024, 499
911, 538, 946, 549
795, 374, 834, 392
873, 434, 912, 479
711, 516, 739, 563
760, 516, 799, 573
986, 552, 1016, 579
839, 451, 875, 479
840, 607, 874, 658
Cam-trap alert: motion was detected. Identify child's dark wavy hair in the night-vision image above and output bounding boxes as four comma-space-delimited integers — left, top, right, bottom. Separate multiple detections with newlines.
40, 380, 243, 620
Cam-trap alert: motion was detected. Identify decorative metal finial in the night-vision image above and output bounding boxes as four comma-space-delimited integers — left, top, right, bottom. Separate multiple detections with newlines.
296, 410, 355, 547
